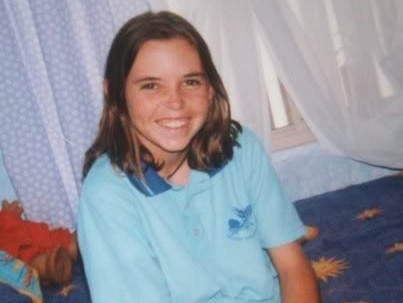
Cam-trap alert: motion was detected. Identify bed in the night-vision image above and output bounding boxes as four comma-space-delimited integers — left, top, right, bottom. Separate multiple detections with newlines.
295, 174, 403, 302
1, 172, 402, 303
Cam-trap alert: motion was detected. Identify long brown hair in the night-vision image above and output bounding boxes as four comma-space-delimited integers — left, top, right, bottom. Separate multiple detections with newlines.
83, 11, 241, 179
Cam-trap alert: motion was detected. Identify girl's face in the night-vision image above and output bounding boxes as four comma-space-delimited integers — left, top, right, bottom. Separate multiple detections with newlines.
125, 38, 213, 161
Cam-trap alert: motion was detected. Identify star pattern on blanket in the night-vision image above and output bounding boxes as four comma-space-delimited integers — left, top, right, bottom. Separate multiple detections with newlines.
57, 284, 77, 297
356, 208, 382, 220
311, 257, 349, 282
385, 242, 403, 253
304, 225, 319, 241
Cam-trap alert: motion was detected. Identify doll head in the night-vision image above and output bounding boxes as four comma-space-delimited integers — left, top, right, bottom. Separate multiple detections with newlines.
31, 246, 73, 285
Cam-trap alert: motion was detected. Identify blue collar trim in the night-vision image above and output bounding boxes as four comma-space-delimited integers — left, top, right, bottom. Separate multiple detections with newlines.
127, 165, 171, 197
127, 162, 226, 197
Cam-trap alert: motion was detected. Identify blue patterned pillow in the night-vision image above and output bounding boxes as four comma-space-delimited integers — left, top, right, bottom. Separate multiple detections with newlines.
0, 251, 43, 303
0, 149, 17, 202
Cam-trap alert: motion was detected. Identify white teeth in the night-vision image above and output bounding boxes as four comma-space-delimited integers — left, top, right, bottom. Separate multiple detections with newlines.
158, 119, 187, 128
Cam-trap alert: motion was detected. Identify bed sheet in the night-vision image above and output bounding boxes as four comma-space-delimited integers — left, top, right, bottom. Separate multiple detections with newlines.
295, 175, 403, 302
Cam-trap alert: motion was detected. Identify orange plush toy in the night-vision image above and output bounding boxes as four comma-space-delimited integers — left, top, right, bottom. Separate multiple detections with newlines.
0, 200, 78, 285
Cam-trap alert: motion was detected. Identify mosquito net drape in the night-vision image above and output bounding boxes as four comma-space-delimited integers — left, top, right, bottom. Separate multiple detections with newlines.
0, 0, 149, 229
253, 0, 403, 168
151, 0, 403, 169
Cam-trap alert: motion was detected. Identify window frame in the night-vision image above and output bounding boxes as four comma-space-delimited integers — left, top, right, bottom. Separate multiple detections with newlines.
270, 83, 316, 152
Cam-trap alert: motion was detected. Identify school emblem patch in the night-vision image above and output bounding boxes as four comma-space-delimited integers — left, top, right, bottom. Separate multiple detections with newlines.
227, 204, 256, 239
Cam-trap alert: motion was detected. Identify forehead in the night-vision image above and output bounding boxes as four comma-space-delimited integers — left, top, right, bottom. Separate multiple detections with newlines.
130, 38, 203, 75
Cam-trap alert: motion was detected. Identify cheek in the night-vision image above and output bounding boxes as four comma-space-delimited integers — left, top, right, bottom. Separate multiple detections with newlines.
125, 88, 145, 119
190, 101, 210, 122
126, 99, 160, 133
126, 109, 142, 133
126, 97, 148, 121
128, 106, 145, 126
193, 91, 212, 112
126, 101, 136, 124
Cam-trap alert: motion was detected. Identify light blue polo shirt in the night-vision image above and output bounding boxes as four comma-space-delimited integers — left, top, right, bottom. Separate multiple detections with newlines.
77, 127, 305, 303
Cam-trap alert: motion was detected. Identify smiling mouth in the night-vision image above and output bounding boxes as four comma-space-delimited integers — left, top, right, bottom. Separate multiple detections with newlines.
157, 118, 188, 129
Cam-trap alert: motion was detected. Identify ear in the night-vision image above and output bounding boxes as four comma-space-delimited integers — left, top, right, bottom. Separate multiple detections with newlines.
102, 79, 109, 96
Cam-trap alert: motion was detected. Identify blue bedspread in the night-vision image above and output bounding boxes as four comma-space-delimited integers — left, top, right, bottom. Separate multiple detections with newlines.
295, 175, 403, 303
2, 175, 401, 302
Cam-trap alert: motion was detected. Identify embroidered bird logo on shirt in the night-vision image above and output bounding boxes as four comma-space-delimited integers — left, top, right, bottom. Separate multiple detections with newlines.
227, 204, 256, 239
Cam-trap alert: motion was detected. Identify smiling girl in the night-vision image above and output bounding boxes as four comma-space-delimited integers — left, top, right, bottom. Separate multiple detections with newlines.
77, 11, 319, 303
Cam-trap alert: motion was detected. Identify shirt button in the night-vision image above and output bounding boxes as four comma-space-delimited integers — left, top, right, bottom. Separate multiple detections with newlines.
193, 228, 200, 237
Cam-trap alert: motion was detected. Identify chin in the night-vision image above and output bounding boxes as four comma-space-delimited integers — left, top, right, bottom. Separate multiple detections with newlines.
159, 137, 193, 152
161, 144, 190, 154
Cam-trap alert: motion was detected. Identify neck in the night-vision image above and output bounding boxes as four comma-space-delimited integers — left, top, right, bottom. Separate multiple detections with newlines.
165, 154, 187, 180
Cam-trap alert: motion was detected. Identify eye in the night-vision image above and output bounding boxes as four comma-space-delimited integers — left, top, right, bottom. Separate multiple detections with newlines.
184, 78, 202, 86
140, 83, 157, 90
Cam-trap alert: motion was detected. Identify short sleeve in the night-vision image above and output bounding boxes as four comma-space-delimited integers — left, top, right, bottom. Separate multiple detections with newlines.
237, 128, 305, 248
77, 158, 172, 303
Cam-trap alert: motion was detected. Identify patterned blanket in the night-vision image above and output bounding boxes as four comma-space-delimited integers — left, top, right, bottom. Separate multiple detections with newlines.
296, 175, 403, 303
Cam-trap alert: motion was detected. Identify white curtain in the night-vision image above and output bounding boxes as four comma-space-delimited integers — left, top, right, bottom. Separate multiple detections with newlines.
253, 0, 403, 168
0, 0, 149, 229
151, 0, 403, 169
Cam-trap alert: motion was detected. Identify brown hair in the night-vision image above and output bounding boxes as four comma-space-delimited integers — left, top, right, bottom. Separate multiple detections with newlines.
83, 11, 241, 179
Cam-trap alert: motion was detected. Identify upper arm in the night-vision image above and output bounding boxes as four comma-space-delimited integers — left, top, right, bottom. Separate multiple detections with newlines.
268, 241, 311, 276
77, 179, 172, 303
267, 241, 320, 302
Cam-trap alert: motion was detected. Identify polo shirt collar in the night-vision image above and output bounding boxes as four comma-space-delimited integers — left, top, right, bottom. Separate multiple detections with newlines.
127, 163, 224, 197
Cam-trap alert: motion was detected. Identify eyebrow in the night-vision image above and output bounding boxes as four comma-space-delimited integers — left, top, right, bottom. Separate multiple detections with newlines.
133, 76, 161, 84
183, 72, 207, 78
133, 72, 207, 84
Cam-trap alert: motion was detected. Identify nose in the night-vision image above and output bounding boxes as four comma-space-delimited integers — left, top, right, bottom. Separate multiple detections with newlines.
165, 85, 185, 110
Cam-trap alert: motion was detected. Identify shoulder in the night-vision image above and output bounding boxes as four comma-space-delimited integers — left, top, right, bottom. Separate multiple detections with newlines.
84, 154, 123, 182
233, 126, 268, 162
81, 154, 128, 199
225, 125, 277, 182
78, 155, 144, 227
236, 126, 261, 147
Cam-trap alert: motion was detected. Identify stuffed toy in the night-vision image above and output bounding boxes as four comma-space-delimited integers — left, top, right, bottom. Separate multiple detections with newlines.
0, 200, 77, 286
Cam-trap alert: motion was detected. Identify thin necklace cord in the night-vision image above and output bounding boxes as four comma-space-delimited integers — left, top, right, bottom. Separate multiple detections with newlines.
165, 155, 187, 179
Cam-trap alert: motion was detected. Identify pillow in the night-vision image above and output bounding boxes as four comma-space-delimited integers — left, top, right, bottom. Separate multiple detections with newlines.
0, 251, 43, 303
0, 149, 17, 202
